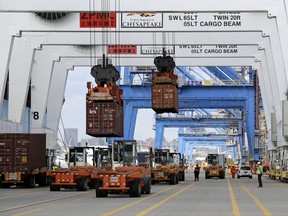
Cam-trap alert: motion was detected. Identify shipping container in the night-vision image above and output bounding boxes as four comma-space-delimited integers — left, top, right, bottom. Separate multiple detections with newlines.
0, 133, 47, 188
152, 83, 179, 113
0, 134, 46, 172
86, 101, 123, 137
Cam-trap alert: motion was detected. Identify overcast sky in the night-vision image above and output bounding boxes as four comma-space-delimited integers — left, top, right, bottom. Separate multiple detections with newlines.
61, 67, 177, 142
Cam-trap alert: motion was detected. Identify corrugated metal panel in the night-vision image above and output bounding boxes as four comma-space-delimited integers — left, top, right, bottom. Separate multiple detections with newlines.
0, 135, 13, 172
152, 83, 179, 113
86, 101, 123, 137
0, 134, 46, 172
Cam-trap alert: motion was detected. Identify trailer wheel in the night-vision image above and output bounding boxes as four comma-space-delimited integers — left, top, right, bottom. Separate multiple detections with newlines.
95, 180, 108, 197
129, 180, 141, 197
169, 174, 176, 185
77, 177, 88, 191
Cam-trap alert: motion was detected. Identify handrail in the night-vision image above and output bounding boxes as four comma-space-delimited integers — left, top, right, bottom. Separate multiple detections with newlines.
118, 79, 253, 86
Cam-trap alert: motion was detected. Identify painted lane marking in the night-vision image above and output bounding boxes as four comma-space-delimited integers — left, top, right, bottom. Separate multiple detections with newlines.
226, 178, 241, 216
0, 189, 49, 200
12, 194, 93, 216
238, 181, 272, 216
102, 183, 183, 216
136, 182, 196, 216
0, 191, 93, 213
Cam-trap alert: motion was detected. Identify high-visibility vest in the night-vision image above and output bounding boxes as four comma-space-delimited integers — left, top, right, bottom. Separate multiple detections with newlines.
256, 165, 263, 174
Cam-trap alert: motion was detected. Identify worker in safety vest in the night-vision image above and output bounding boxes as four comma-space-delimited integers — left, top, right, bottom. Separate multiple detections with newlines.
256, 161, 263, 187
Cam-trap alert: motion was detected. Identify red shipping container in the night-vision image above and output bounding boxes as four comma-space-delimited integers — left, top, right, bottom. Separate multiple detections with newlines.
86, 101, 123, 137
0, 134, 46, 172
152, 83, 179, 113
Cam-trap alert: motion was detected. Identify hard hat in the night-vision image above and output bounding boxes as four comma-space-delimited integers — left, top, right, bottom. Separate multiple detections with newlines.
257, 162, 261, 165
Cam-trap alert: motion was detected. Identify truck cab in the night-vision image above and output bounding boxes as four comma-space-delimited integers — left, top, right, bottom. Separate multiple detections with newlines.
205, 154, 226, 179
152, 149, 179, 185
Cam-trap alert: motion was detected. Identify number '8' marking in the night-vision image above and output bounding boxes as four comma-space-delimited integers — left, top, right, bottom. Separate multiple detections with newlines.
33, 112, 39, 120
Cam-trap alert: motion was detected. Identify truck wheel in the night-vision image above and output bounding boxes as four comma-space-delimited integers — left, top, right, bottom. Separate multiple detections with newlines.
50, 184, 60, 191
37, 173, 48, 186
219, 171, 225, 179
77, 177, 88, 191
151, 180, 156, 185
178, 172, 182, 181
24, 176, 35, 188
89, 179, 96, 189
95, 180, 108, 197
205, 171, 209, 179
129, 180, 141, 197
182, 172, 185, 181
142, 178, 151, 194
169, 174, 176, 185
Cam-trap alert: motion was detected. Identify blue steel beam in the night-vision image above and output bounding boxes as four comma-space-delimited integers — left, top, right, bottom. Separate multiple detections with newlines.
178, 134, 229, 153
154, 119, 233, 149
186, 141, 226, 146
121, 84, 254, 159
155, 119, 242, 154
184, 141, 234, 163
176, 66, 197, 81
205, 66, 231, 81
178, 133, 239, 137
218, 66, 246, 82
179, 136, 227, 156
188, 67, 208, 80
226, 109, 241, 118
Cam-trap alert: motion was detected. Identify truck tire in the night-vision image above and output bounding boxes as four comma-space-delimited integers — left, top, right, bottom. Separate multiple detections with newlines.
77, 177, 88, 191
205, 171, 209, 179
49, 177, 60, 191
142, 178, 151, 194
169, 174, 176, 185
50, 184, 60, 191
88, 179, 96, 189
37, 173, 48, 186
24, 176, 35, 188
179, 171, 185, 181
95, 180, 108, 197
219, 171, 225, 179
129, 180, 141, 197
182, 172, 185, 181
